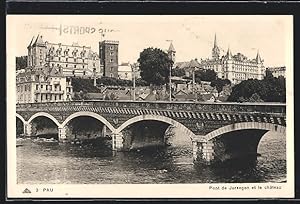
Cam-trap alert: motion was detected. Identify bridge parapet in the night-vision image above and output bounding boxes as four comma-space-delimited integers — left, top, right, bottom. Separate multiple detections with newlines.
16, 100, 286, 115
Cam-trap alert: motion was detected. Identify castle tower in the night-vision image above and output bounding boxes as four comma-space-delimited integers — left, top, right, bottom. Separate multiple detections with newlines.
29, 35, 47, 69
99, 40, 119, 78
225, 46, 234, 83
167, 42, 176, 63
27, 36, 34, 68
256, 50, 265, 79
212, 33, 220, 60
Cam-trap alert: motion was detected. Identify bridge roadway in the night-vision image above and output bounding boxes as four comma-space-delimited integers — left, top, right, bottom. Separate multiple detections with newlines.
16, 100, 286, 165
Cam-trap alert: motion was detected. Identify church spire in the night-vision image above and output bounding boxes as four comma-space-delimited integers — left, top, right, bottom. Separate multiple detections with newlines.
214, 33, 217, 48
212, 33, 220, 60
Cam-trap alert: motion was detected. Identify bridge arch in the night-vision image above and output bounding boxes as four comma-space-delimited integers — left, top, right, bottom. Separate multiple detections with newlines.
204, 122, 286, 141
61, 111, 115, 132
28, 112, 61, 127
16, 113, 26, 124
116, 114, 196, 140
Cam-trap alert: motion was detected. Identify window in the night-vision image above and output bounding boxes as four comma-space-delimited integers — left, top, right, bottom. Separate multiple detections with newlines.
66, 58, 68, 62
66, 64, 68, 67
83, 59, 85, 63
93, 63, 95, 67
110, 46, 114, 50
41, 85, 43, 89
74, 65, 76, 68
74, 58, 77, 62
83, 71, 86, 75
110, 59, 113, 63
110, 73, 113, 77
83, 65, 85, 69
59, 57, 61, 61
110, 52, 114, 56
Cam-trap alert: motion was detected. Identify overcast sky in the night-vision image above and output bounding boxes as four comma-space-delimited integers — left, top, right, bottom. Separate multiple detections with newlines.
7, 15, 292, 67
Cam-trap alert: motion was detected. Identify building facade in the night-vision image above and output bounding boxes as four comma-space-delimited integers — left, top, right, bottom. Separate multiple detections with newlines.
27, 35, 101, 78
99, 40, 119, 78
266, 66, 286, 78
16, 66, 73, 103
118, 62, 133, 80
199, 34, 265, 84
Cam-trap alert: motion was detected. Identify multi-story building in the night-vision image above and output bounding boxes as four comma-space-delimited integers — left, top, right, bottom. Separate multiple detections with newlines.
16, 66, 73, 103
27, 35, 101, 77
199, 34, 265, 84
266, 66, 286, 78
99, 40, 119, 78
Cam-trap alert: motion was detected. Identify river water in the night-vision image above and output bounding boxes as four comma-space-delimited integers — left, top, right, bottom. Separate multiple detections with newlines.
16, 131, 286, 184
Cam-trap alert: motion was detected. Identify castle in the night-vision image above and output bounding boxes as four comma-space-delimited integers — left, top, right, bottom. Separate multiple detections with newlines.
174, 34, 266, 84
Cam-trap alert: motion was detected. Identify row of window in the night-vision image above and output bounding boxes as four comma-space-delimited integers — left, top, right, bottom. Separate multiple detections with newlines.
35, 93, 63, 102
51, 62, 97, 68
17, 84, 31, 92
36, 84, 62, 92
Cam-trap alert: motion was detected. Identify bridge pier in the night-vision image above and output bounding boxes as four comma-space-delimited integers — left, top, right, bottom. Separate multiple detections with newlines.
58, 127, 67, 142
193, 140, 215, 165
24, 122, 32, 136
112, 132, 124, 151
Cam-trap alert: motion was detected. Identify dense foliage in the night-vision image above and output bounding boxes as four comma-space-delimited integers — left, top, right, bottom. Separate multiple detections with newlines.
195, 69, 217, 82
171, 68, 185, 77
210, 78, 231, 93
72, 78, 102, 93
16, 56, 28, 70
227, 71, 286, 102
97, 77, 133, 87
138, 48, 173, 85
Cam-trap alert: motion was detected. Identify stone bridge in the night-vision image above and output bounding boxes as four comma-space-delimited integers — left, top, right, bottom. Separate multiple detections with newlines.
16, 100, 286, 165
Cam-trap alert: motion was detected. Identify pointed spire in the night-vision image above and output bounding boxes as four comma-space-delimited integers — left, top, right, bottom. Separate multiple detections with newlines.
27, 36, 35, 48
226, 46, 232, 59
168, 42, 176, 53
32, 34, 39, 46
256, 50, 262, 63
214, 33, 217, 48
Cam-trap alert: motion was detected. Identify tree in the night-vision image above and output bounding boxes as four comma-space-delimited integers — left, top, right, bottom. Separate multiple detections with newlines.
172, 68, 185, 77
16, 56, 27, 70
211, 78, 231, 93
137, 48, 173, 86
195, 69, 217, 82
227, 74, 286, 102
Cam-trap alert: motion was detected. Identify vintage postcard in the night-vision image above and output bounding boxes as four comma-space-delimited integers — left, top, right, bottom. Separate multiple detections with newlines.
6, 15, 294, 198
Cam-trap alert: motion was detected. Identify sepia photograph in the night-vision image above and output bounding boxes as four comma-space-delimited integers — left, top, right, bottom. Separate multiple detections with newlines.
6, 15, 294, 198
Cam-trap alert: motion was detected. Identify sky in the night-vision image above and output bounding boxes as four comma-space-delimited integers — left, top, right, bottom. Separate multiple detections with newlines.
7, 15, 292, 67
